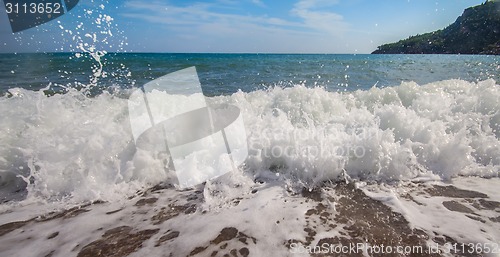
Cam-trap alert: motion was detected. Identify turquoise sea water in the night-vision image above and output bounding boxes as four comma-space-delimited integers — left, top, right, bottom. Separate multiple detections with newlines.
1, 52, 499, 203
0, 53, 499, 95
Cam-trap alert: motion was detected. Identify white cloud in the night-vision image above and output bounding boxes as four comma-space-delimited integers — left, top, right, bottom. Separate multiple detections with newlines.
121, 0, 358, 53
122, 1, 296, 27
293, 0, 339, 10
291, 0, 348, 35
251, 0, 266, 7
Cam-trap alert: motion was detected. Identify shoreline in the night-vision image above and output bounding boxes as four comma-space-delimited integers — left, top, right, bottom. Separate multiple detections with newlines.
1, 176, 498, 256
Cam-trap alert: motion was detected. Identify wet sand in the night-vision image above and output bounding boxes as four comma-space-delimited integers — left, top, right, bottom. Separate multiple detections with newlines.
0, 179, 499, 257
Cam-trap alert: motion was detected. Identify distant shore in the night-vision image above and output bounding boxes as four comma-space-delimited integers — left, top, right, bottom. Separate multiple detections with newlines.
373, 1, 500, 55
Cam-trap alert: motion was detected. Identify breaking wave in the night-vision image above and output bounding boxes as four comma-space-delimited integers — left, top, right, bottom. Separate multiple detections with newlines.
0, 79, 499, 204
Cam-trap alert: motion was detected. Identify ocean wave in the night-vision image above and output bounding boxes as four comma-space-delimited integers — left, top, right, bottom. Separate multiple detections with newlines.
0, 79, 498, 204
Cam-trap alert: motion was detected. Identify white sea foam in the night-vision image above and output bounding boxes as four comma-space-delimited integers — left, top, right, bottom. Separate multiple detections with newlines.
0, 79, 498, 205
236, 79, 499, 183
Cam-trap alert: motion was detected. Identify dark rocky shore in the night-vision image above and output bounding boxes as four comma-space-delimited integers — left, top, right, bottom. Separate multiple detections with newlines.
372, 1, 500, 55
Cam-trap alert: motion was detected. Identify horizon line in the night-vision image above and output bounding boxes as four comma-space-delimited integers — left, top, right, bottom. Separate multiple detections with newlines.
0, 51, 375, 55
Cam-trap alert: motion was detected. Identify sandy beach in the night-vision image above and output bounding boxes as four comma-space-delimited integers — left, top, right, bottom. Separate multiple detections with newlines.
1, 176, 498, 257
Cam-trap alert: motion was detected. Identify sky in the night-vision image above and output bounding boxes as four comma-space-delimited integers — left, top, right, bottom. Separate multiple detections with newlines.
0, 0, 486, 53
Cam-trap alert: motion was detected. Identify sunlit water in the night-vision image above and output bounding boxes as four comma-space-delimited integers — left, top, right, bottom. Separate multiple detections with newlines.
0, 53, 499, 204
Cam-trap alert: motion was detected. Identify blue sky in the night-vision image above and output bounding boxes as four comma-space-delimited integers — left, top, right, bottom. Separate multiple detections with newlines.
0, 0, 486, 53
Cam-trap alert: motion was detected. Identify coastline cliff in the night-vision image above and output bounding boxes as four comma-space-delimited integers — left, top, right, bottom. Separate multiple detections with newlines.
372, 1, 500, 55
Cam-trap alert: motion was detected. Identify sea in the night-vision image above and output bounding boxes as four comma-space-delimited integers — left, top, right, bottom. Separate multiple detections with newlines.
1, 53, 499, 95
0, 53, 499, 257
